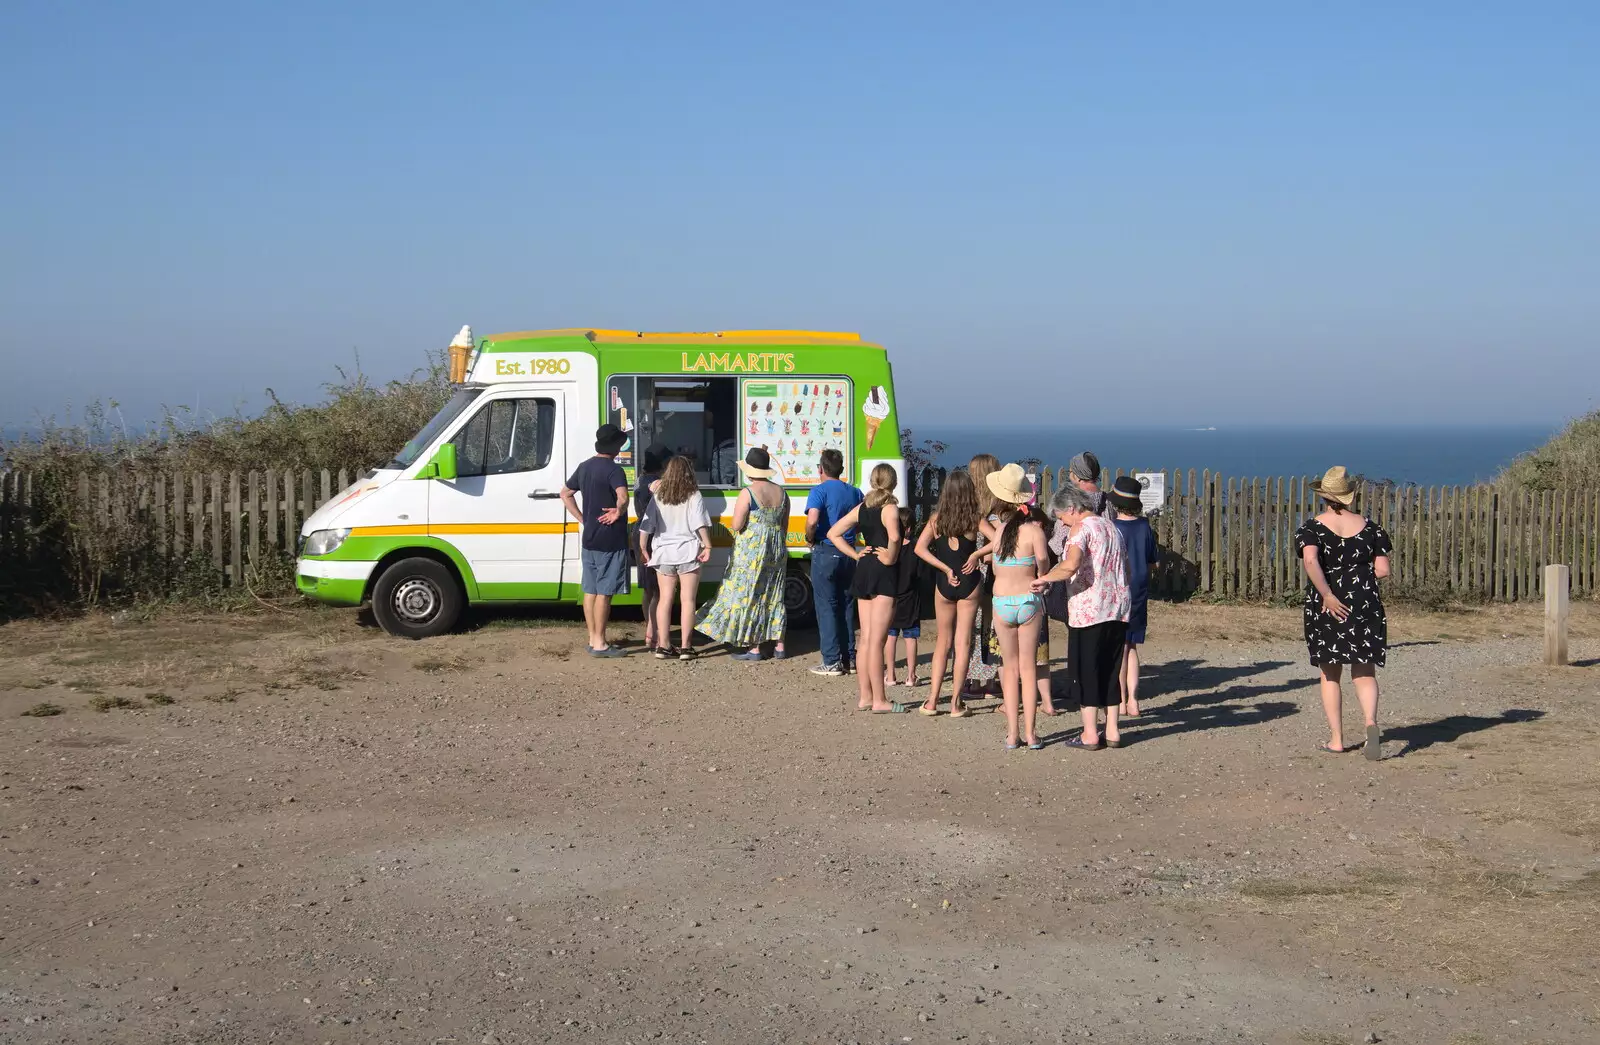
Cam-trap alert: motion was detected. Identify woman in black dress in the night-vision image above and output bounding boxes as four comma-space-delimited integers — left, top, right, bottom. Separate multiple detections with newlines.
828, 463, 903, 714
914, 468, 985, 716
1294, 466, 1393, 760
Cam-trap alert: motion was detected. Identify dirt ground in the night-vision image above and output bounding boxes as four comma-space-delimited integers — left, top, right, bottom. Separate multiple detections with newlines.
1, 599, 1597, 1045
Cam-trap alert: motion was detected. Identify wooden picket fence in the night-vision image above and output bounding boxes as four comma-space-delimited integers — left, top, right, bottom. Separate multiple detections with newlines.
1, 464, 1596, 604
0, 468, 365, 594
905, 466, 1600, 603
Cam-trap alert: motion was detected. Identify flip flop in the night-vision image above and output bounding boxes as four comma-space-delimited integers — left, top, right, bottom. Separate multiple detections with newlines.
949, 707, 970, 719
1026, 739, 1044, 751
1005, 739, 1021, 750
871, 703, 912, 714
1106, 738, 1123, 749
1364, 724, 1382, 761
918, 705, 938, 716
1064, 736, 1104, 751
588, 646, 626, 658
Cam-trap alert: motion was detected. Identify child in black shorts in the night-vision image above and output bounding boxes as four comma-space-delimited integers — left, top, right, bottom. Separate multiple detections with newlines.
883, 507, 923, 687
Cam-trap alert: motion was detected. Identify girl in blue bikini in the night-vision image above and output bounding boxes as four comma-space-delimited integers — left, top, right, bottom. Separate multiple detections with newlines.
978, 463, 1050, 750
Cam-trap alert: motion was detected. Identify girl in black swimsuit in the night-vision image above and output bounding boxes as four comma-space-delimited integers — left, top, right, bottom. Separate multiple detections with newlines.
914, 468, 985, 716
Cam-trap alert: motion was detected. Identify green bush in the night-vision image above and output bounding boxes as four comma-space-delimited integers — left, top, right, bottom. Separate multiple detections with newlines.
1500, 409, 1600, 492
1, 355, 450, 616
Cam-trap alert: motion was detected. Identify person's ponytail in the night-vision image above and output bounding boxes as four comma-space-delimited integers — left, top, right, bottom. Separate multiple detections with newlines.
998, 506, 1024, 562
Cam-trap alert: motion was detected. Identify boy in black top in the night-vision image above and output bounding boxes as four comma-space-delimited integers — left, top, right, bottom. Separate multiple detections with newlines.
560, 424, 630, 656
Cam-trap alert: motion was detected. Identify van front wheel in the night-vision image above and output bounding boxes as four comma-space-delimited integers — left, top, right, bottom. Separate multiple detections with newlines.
784, 561, 817, 630
372, 557, 463, 639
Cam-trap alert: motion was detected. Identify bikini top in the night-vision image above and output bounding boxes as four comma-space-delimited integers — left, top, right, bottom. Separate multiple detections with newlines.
995, 553, 1036, 568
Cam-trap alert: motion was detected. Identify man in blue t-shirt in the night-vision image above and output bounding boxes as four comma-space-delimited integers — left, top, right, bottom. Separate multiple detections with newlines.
804, 448, 864, 676
560, 424, 630, 657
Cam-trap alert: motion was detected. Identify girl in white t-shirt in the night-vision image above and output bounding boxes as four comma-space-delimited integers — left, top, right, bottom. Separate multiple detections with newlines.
640, 456, 713, 659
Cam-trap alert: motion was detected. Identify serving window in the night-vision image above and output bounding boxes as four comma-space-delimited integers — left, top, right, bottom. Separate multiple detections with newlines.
604, 374, 853, 488
606, 376, 739, 487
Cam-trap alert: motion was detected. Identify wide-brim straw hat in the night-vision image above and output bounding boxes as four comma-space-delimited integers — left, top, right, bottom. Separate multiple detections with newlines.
737, 447, 777, 479
1311, 465, 1357, 506
985, 462, 1034, 504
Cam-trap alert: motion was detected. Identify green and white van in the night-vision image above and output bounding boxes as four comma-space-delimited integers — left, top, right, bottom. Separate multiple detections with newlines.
296, 327, 905, 638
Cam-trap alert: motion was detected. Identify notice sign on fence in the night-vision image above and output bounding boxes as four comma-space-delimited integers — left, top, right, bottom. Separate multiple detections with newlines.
1135, 472, 1165, 515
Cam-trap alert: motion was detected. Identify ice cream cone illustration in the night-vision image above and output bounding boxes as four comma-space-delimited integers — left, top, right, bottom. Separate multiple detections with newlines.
862, 385, 890, 449
447, 325, 474, 383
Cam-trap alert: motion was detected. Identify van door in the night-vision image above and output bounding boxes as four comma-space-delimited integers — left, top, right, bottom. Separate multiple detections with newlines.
428, 389, 569, 600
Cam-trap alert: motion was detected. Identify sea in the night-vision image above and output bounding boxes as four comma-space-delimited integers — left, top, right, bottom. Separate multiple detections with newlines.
926, 425, 1554, 488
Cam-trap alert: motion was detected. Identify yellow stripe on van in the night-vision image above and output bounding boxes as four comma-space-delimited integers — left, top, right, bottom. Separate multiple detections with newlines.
350, 523, 578, 537
353, 516, 810, 539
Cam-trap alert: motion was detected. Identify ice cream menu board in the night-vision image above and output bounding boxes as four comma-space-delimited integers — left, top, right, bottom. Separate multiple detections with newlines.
740, 378, 851, 487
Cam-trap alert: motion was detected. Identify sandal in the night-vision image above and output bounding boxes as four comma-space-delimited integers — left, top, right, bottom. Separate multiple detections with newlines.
1064, 736, 1104, 751
1364, 724, 1382, 761
871, 703, 912, 714
918, 704, 939, 716
949, 706, 970, 719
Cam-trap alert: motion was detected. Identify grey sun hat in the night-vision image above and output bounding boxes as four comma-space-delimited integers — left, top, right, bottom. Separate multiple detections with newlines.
1068, 451, 1101, 483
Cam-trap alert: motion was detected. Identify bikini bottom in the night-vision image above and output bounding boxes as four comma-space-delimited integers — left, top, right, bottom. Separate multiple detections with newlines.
992, 592, 1043, 627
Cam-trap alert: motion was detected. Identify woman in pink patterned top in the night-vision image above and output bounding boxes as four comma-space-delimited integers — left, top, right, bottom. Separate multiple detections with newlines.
1032, 483, 1131, 749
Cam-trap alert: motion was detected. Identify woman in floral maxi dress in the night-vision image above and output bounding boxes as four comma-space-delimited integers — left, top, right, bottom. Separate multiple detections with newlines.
697, 449, 790, 660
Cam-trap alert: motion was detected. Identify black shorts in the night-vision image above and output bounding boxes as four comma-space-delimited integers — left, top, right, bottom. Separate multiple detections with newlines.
1066, 620, 1129, 709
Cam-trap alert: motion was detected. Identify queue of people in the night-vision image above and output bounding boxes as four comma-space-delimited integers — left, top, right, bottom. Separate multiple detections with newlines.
563, 425, 1393, 758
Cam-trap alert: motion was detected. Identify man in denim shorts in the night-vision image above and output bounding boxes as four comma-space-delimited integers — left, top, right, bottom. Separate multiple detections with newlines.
560, 424, 630, 656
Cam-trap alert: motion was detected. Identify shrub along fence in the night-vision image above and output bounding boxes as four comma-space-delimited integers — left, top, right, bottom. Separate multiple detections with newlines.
1, 464, 1596, 611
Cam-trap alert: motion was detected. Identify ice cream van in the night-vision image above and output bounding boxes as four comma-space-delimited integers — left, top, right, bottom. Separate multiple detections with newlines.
295, 327, 906, 638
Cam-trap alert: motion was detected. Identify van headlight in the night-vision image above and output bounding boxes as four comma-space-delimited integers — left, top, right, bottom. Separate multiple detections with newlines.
302, 528, 352, 557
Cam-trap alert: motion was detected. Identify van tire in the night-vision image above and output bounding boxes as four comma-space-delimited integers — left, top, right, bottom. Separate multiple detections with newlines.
784, 561, 816, 630
371, 557, 463, 639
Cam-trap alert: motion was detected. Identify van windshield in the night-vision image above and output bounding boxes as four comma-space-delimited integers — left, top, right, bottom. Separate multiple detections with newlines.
387, 388, 483, 469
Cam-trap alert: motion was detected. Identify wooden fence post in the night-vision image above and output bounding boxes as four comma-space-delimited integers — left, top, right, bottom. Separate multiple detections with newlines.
248, 471, 261, 574
1544, 564, 1569, 665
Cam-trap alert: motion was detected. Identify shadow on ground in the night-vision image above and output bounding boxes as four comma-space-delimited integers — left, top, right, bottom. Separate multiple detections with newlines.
1384, 708, 1547, 758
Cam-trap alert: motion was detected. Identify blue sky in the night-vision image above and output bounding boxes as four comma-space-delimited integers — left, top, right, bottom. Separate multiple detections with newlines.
2, 2, 1597, 431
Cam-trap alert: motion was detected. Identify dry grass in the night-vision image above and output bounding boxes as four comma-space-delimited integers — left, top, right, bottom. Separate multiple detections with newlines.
20, 701, 63, 717
88, 694, 140, 712
413, 653, 470, 674
1232, 839, 1600, 988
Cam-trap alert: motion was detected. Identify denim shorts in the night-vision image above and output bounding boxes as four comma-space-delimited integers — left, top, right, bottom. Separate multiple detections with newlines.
655, 561, 702, 577
581, 548, 631, 596
887, 624, 921, 639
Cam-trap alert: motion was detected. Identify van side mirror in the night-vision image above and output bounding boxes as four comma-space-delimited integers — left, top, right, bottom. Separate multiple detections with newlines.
418, 443, 458, 481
